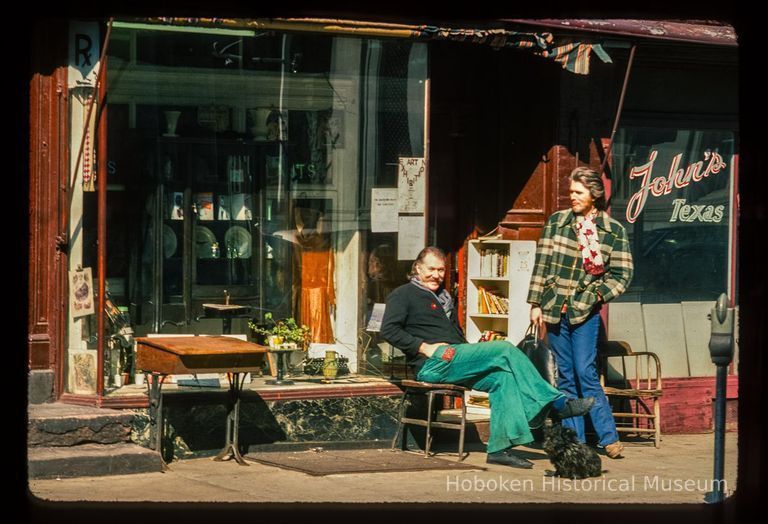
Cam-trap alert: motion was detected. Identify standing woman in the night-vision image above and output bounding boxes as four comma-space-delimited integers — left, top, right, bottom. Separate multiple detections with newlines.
527, 167, 634, 459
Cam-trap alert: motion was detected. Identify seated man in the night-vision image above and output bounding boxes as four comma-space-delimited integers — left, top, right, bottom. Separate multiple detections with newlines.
381, 246, 594, 469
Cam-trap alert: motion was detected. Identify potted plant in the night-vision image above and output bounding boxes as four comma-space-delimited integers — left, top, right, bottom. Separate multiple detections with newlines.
249, 314, 311, 378
249, 313, 311, 350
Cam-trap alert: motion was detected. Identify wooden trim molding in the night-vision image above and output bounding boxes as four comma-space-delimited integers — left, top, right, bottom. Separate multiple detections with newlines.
29, 21, 68, 383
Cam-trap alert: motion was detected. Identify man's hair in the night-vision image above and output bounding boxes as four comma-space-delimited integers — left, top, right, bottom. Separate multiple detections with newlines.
570, 167, 607, 211
409, 246, 447, 278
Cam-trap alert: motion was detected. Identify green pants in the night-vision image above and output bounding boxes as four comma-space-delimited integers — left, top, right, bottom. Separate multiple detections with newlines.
416, 341, 562, 453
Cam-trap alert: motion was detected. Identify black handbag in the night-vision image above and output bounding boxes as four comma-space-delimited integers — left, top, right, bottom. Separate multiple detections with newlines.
517, 324, 558, 387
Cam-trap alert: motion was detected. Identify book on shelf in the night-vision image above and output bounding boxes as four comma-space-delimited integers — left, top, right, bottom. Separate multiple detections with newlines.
478, 287, 508, 315
465, 391, 491, 415
494, 294, 509, 314
484, 288, 493, 314
486, 288, 498, 314
478, 248, 509, 278
478, 330, 507, 342
499, 294, 507, 314
478, 287, 492, 314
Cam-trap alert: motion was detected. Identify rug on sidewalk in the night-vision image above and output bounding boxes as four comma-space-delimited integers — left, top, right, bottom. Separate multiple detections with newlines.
245, 448, 486, 476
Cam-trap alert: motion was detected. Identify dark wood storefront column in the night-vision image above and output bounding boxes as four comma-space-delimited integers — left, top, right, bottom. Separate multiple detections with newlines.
29, 21, 69, 400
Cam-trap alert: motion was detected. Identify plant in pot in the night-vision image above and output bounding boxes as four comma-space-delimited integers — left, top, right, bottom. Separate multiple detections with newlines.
249, 313, 311, 377
249, 313, 311, 349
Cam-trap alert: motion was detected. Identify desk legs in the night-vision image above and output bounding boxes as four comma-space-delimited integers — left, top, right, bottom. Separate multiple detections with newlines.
214, 373, 249, 466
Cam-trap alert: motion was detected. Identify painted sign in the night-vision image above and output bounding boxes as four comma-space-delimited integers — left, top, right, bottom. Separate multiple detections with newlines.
626, 150, 727, 224
68, 21, 100, 88
397, 157, 426, 213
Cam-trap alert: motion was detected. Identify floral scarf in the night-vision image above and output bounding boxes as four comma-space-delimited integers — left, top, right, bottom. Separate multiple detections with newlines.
575, 211, 606, 276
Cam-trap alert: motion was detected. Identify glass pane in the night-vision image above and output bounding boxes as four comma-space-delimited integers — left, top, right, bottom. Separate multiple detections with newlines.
611, 126, 735, 303
107, 25, 428, 380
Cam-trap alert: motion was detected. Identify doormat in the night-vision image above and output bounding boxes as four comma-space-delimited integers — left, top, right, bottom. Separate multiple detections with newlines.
245, 448, 486, 476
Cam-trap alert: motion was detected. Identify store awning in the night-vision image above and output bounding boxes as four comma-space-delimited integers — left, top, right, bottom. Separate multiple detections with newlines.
123, 17, 614, 75
504, 19, 737, 47
412, 25, 612, 74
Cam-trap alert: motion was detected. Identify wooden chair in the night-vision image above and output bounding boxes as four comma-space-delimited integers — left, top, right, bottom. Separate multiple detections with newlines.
599, 341, 663, 448
391, 380, 468, 461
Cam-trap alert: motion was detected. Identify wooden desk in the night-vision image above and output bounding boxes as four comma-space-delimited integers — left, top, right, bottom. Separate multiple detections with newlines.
136, 336, 267, 465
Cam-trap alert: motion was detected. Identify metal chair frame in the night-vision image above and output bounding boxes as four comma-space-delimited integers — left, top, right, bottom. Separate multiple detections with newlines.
600, 341, 663, 448
391, 380, 468, 461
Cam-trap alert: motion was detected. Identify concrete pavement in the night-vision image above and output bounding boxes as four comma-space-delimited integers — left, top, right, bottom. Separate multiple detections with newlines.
28, 432, 737, 504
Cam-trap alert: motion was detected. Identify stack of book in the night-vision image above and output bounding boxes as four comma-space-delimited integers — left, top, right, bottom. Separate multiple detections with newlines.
479, 249, 509, 277
477, 287, 510, 314
465, 391, 491, 415
478, 330, 507, 342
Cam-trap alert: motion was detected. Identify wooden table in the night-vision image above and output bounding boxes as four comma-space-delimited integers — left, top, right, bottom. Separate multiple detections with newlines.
136, 336, 267, 465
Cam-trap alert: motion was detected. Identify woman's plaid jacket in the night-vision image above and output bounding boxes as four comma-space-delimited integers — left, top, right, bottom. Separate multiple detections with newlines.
526, 209, 634, 325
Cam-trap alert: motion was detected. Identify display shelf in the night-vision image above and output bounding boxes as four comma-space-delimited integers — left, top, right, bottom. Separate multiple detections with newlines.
464, 239, 537, 416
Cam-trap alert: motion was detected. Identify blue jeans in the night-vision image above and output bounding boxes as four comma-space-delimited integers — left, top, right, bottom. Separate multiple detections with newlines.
547, 311, 619, 446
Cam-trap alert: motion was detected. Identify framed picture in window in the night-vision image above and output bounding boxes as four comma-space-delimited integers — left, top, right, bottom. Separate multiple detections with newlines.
70, 267, 95, 318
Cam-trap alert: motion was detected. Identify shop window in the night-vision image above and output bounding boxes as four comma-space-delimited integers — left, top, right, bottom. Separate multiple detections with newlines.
85, 24, 429, 394
610, 126, 736, 303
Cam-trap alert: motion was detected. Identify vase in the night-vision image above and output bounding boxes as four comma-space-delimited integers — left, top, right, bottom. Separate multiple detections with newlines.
163, 110, 181, 137
322, 350, 339, 380
248, 108, 271, 140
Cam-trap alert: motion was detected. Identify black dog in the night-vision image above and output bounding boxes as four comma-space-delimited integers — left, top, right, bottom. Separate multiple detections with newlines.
542, 422, 603, 479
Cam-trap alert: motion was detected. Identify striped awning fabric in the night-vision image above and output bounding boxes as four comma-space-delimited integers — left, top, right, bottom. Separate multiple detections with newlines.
132, 18, 613, 75
415, 26, 612, 74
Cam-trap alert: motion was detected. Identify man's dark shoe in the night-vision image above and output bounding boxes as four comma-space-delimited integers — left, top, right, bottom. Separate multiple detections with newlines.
555, 397, 595, 419
486, 450, 534, 469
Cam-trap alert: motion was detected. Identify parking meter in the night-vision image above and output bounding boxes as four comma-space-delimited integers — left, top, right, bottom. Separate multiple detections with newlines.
709, 293, 734, 366
705, 293, 734, 504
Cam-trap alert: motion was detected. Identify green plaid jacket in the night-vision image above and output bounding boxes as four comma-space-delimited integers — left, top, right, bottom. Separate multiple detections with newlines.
527, 209, 634, 325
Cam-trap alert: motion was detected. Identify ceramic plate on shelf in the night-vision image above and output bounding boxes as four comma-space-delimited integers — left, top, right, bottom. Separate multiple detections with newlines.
195, 226, 218, 259
163, 224, 177, 258
224, 225, 252, 258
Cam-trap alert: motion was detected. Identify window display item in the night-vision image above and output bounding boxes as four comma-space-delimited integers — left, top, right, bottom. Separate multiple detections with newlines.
218, 195, 231, 220
195, 192, 214, 221
70, 267, 95, 318
163, 110, 181, 137
231, 194, 253, 221
162, 225, 177, 258
248, 108, 271, 140
293, 207, 335, 344
170, 192, 184, 220
224, 225, 252, 259
195, 226, 218, 259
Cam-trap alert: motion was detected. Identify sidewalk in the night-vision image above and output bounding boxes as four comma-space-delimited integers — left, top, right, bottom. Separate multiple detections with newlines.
28, 432, 737, 504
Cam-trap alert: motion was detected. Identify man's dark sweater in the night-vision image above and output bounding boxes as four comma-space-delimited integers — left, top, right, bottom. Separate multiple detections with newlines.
380, 282, 466, 375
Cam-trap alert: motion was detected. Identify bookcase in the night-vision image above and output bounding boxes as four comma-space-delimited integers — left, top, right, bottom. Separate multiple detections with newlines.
464, 239, 537, 413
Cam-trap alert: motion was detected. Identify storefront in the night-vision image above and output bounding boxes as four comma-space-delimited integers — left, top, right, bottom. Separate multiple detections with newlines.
29, 18, 738, 433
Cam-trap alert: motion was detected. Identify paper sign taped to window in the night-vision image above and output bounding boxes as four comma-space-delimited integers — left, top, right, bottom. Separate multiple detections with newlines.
397, 215, 425, 260
371, 188, 398, 232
